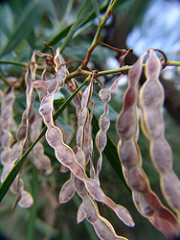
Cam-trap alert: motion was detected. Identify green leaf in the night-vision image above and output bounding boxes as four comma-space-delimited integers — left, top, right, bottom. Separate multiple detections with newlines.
0, 4, 14, 37
60, 0, 103, 52
40, 1, 109, 52
26, 30, 36, 50
40, 24, 73, 52
91, 0, 101, 21
0, 78, 89, 203
0, 0, 48, 57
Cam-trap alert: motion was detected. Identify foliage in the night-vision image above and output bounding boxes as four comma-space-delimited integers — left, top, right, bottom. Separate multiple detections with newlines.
0, 0, 180, 240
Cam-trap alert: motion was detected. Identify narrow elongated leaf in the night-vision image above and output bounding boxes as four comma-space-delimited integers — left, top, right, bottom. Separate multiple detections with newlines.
91, 0, 101, 21
0, 79, 88, 202
41, 24, 73, 52
0, 4, 14, 37
60, 0, 103, 52
0, 0, 48, 57
40, 2, 109, 52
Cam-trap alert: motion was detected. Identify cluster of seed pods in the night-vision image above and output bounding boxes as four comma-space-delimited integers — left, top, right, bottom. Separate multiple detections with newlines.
34, 48, 135, 239
116, 50, 180, 239
67, 77, 131, 239
139, 50, 180, 217
0, 52, 54, 208
64, 77, 124, 239
2, 45, 180, 239
0, 71, 34, 208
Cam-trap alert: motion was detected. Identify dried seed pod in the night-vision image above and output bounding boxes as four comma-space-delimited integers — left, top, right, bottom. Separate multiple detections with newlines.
76, 79, 93, 148
75, 178, 129, 240
0, 85, 33, 208
140, 49, 180, 217
66, 78, 93, 167
83, 108, 94, 167
95, 88, 110, 182
0, 88, 15, 167
12, 64, 36, 208
59, 165, 69, 173
82, 195, 129, 240
116, 51, 180, 239
77, 202, 86, 223
17, 190, 33, 208
75, 78, 93, 169
59, 174, 76, 204
30, 114, 52, 175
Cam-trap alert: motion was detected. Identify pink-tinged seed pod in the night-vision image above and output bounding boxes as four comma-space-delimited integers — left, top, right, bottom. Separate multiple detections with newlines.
0, 84, 33, 208
93, 217, 128, 240
75, 177, 87, 198
119, 140, 138, 168
95, 88, 110, 181
117, 50, 180, 239
150, 138, 173, 173
82, 195, 129, 240
126, 166, 148, 193
18, 190, 34, 208
140, 49, 180, 217
59, 174, 76, 204
99, 88, 111, 103
77, 202, 85, 223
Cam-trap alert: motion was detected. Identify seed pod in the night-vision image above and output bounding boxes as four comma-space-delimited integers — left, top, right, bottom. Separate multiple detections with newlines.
83, 108, 94, 167
30, 114, 52, 175
77, 202, 85, 223
75, 178, 129, 240
82, 195, 128, 240
75, 77, 93, 169
95, 88, 110, 181
13, 63, 35, 208
140, 49, 180, 217
0, 84, 33, 208
18, 190, 33, 208
59, 174, 75, 204
0, 88, 15, 167
116, 51, 180, 239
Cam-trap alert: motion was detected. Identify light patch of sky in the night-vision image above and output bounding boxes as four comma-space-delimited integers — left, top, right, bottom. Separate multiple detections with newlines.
105, 57, 128, 87
117, 74, 128, 87
105, 56, 119, 70
127, 0, 180, 59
